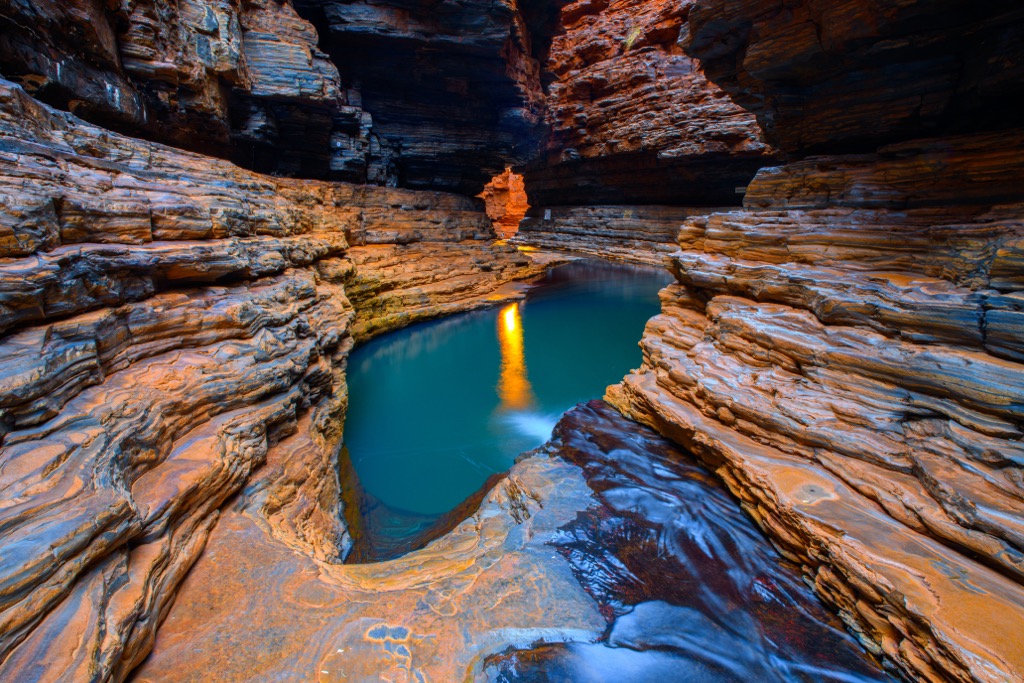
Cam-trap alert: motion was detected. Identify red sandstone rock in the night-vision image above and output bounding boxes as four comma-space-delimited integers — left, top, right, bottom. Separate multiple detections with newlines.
523, 0, 775, 206
0, 78, 543, 682
1, 0, 1023, 680
580, 7, 1024, 679
606, 128, 1024, 683
0, 0, 557, 190
130, 455, 604, 683
479, 169, 531, 239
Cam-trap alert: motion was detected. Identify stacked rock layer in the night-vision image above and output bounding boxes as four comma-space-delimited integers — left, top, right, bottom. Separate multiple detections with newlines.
514, 204, 728, 266
0, 78, 540, 682
297, 0, 553, 194
607, 1, 1024, 681
0, 0, 553, 192
522, 0, 776, 207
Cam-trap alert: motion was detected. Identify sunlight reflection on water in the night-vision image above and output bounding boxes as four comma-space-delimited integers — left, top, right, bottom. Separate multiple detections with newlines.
497, 302, 536, 411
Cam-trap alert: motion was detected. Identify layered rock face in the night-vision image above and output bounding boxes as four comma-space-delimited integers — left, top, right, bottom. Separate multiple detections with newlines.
127, 403, 886, 682
606, 3, 1024, 681
513, 0, 779, 268
130, 433, 604, 683
522, 0, 775, 207
0, 0, 555, 191
515, 205, 729, 266
0, 0, 390, 181
2, 0, 1023, 679
294, 0, 551, 194
0, 77, 539, 682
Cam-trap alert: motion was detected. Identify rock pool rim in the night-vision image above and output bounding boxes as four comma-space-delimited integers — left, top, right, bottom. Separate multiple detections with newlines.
338, 257, 674, 564
338, 260, 552, 565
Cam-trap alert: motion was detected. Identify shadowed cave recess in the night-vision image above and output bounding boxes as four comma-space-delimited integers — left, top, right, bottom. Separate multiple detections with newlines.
0, 0, 1022, 682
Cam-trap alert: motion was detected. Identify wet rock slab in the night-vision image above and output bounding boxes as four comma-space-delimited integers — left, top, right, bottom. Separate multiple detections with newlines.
133, 401, 891, 682
485, 401, 891, 683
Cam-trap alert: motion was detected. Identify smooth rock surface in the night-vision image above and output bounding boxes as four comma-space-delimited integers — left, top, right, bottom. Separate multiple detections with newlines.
132, 453, 605, 683
485, 401, 891, 683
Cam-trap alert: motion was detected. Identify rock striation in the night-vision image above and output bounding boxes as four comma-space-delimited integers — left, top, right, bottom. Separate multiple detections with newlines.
522, 0, 775, 207
604, 3, 1024, 680
514, 204, 730, 266
685, 0, 1024, 155
131, 440, 606, 683
1, 0, 1023, 679
130, 402, 889, 682
0, 0, 390, 181
0, 77, 540, 682
0, 0, 559, 191
341, 241, 543, 342
608, 142, 1024, 679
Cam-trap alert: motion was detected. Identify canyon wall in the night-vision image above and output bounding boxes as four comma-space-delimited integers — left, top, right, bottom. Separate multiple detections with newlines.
1, 0, 1022, 680
296, 0, 553, 194
686, 0, 1024, 155
607, 2, 1024, 681
516, 205, 723, 266
0, 0, 377, 180
513, 0, 776, 263
0, 77, 538, 682
0, 0, 550, 192
523, 0, 773, 206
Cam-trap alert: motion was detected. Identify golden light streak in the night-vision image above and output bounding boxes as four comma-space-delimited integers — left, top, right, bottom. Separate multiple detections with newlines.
496, 302, 535, 410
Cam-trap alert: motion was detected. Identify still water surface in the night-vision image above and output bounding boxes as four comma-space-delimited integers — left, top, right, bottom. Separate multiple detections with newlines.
342, 261, 890, 682
342, 259, 672, 558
